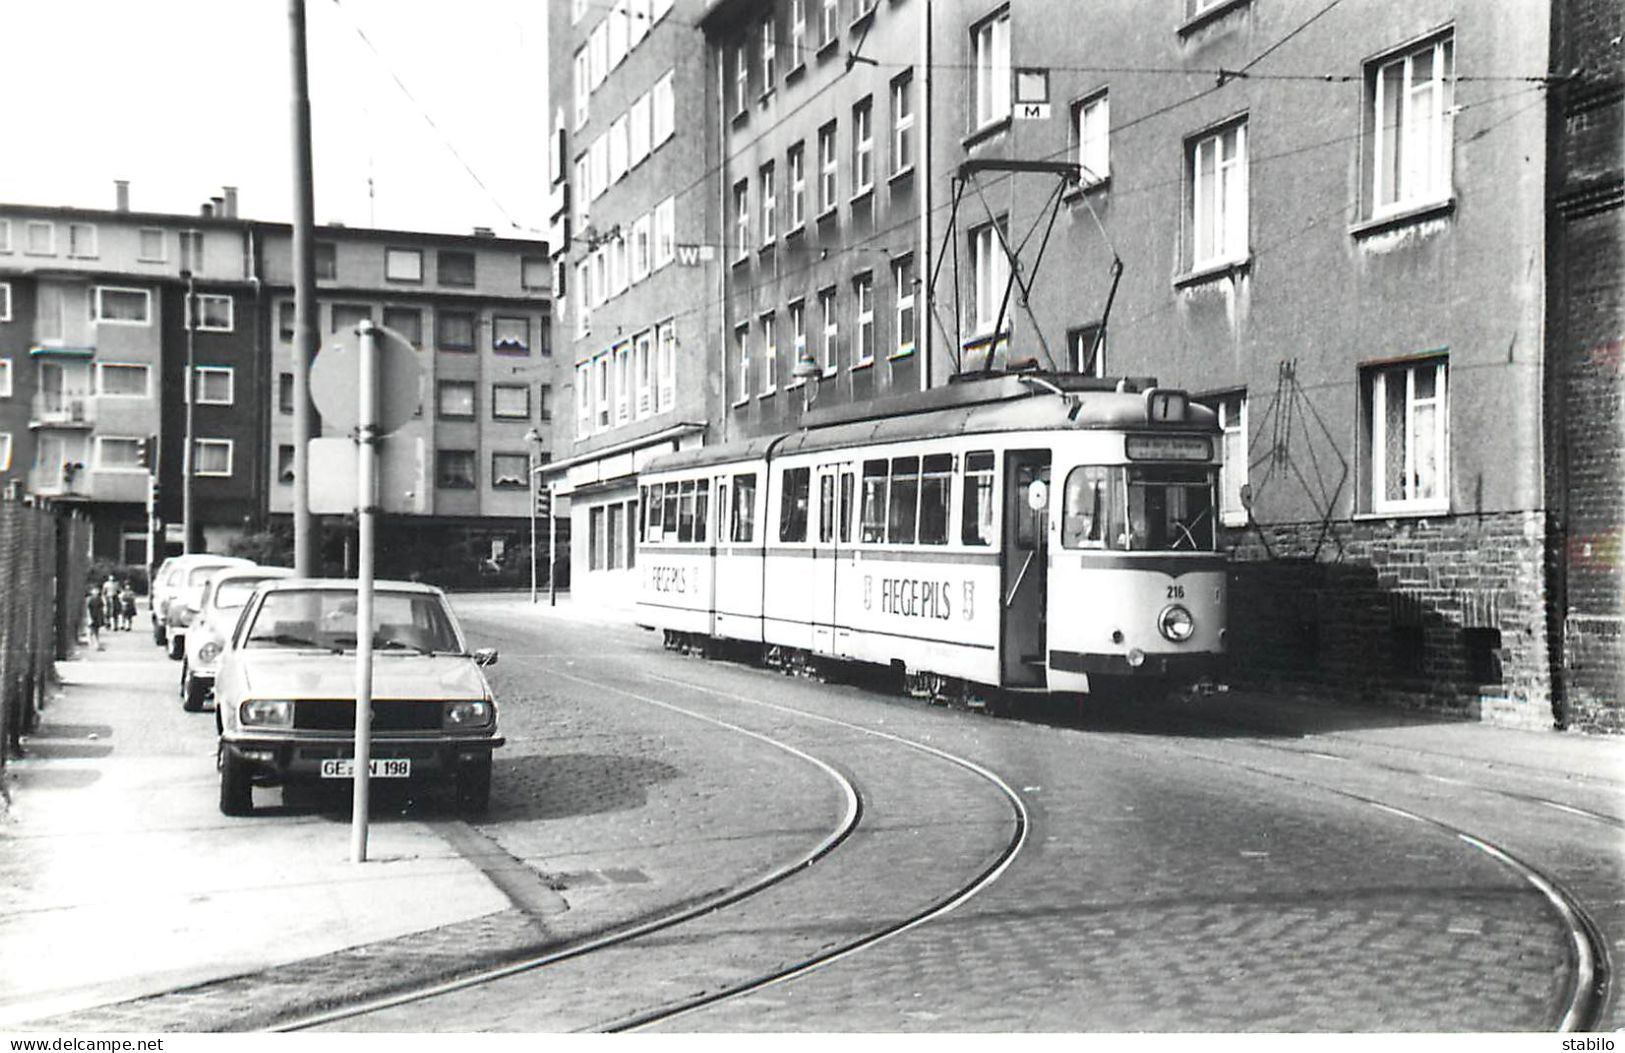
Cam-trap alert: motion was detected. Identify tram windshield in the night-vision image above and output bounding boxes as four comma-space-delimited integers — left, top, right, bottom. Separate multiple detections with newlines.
1062, 465, 1217, 552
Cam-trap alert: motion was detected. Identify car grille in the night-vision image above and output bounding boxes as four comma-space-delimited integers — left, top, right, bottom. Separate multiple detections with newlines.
293, 700, 443, 732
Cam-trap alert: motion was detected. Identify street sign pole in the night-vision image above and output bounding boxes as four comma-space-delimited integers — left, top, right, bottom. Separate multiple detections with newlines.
350, 320, 379, 864
548, 482, 557, 607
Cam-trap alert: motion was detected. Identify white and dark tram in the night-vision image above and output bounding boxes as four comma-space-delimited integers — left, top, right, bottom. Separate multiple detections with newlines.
635, 372, 1227, 704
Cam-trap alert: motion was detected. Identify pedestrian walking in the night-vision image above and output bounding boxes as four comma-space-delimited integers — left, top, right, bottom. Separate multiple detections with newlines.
84, 585, 107, 651
119, 582, 138, 631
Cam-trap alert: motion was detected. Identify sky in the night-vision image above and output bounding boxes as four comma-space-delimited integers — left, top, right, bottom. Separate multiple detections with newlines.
0, 0, 550, 236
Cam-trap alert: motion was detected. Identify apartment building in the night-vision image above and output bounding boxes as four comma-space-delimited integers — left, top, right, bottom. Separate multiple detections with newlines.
543, 0, 717, 609
924, 0, 1619, 727
259, 224, 552, 582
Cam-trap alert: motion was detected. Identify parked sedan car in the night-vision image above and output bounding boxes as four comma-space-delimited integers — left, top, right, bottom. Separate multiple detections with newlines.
180, 565, 297, 711
213, 579, 503, 816
151, 554, 253, 655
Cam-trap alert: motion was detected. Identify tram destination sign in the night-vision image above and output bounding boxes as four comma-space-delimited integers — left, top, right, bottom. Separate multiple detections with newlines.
1125, 435, 1213, 461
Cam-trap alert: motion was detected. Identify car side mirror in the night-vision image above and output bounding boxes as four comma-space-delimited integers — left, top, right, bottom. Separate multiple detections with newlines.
472, 648, 499, 667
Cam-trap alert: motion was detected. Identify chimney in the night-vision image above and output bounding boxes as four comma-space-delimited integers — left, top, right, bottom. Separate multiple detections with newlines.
472, 226, 495, 238
200, 201, 214, 217
210, 195, 224, 217
222, 186, 238, 218
115, 180, 130, 212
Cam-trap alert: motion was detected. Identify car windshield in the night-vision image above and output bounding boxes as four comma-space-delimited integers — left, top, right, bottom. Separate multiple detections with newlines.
243, 589, 461, 653
214, 577, 280, 610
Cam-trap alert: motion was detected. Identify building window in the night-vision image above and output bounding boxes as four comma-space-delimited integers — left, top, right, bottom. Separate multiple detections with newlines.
656, 322, 676, 412
653, 196, 676, 268
276, 445, 295, 484
733, 179, 751, 260
891, 255, 915, 356
1213, 391, 1247, 526
1189, 119, 1248, 269
891, 71, 915, 175
25, 221, 55, 256
1075, 90, 1109, 185
97, 363, 150, 397
438, 250, 476, 287
653, 71, 676, 146
789, 301, 807, 379
760, 162, 777, 245
382, 306, 423, 347
854, 273, 875, 367
819, 287, 838, 374
0, 219, 10, 253
761, 15, 776, 89
631, 214, 652, 282
314, 242, 336, 280
540, 383, 553, 420
595, 355, 611, 430
93, 286, 152, 325
634, 329, 655, 418
971, 8, 1011, 130
437, 380, 476, 420
0, 283, 9, 322
67, 222, 98, 259
195, 293, 233, 332
437, 310, 475, 351
734, 38, 751, 116
134, 228, 164, 262
436, 449, 476, 489
576, 363, 592, 434
522, 256, 549, 290
733, 323, 751, 402
492, 383, 531, 420
0, 358, 11, 397
332, 302, 372, 334
385, 247, 423, 282
820, 0, 838, 44
95, 436, 145, 472
590, 505, 606, 570
615, 342, 633, 424
610, 114, 630, 183
194, 366, 234, 406
278, 372, 294, 414
787, 142, 806, 230
760, 312, 777, 394
790, 0, 807, 61
194, 439, 233, 477
573, 47, 590, 129
630, 92, 652, 167
492, 452, 529, 490
277, 301, 296, 341
1067, 323, 1105, 376
969, 218, 1009, 335
853, 97, 874, 194
1368, 34, 1455, 218
818, 122, 838, 214
0, 432, 9, 472
493, 316, 529, 353
1365, 357, 1448, 515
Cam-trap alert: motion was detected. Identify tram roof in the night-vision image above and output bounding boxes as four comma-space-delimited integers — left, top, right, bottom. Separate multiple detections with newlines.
646, 373, 1218, 475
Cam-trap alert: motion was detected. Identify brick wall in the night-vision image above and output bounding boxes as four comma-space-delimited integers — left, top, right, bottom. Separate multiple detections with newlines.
1225, 512, 1555, 730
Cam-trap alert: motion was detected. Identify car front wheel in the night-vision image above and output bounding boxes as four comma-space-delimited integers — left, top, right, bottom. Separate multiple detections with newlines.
219, 745, 253, 816
182, 668, 207, 713
455, 755, 492, 815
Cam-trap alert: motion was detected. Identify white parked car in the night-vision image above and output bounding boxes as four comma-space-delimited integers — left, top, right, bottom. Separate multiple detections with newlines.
213, 579, 503, 816
180, 565, 297, 711
151, 554, 253, 656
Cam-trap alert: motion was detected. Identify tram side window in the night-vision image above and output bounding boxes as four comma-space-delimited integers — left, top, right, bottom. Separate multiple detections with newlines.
677, 480, 697, 543
918, 454, 953, 545
887, 457, 920, 544
780, 467, 811, 542
1062, 466, 1115, 549
639, 485, 652, 544
663, 483, 679, 541
818, 473, 835, 543
732, 473, 757, 542
961, 451, 996, 546
839, 471, 854, 544
860, 460, 888, 542
695, 480, 710, 543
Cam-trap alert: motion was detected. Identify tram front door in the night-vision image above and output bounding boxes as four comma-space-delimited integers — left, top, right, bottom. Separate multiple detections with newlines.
1000, 450, 1050, 688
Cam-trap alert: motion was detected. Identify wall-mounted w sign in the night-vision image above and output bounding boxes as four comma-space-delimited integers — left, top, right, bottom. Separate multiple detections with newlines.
675, 244, 714, 266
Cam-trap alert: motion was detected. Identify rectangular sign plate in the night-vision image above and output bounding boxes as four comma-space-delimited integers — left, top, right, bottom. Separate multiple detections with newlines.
1125, 435, 1213, 461
320, 758, 410, 779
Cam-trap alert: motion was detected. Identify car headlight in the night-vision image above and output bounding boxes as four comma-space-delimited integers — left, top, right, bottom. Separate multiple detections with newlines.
240, 699, 294, 728
199, 640, 224, 664
444, 700, 494, 729
1158, 604, 1196, 642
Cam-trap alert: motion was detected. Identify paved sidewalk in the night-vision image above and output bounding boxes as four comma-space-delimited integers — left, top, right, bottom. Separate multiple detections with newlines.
0, 628, 509, 1029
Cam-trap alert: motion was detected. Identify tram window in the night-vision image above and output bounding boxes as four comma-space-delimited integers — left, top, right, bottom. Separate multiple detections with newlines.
662, 484, 679, 542
860, 460, 888, 543
638, 487, 648, 544
780, 467, 811, 542
644, 485, 661, 544
888, 456, 920, 545
695, 480, 710, 543
839, 471, 854, 543
715, 478, 730, 544
818, 474, 835, 543
1062, 466, 1116, 549
1124, 466, 1216, 551
918, 454, 953, 545
1014, 463, 1047, 550
962, 451, 996, 546
732, 473, 757, 542
678, 479, 696, 543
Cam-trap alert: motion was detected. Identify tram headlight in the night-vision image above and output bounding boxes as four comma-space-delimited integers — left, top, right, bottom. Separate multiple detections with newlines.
1158, 604, 1196, 642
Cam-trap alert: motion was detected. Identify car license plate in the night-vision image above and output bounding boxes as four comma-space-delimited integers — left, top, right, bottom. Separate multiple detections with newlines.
320, 758, 410, 778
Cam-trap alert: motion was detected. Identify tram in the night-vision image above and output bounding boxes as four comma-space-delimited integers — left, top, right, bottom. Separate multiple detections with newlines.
634, 372, 1227, 703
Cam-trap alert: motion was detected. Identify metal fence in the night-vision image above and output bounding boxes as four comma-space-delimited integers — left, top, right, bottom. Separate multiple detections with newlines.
1, 499, 90, 767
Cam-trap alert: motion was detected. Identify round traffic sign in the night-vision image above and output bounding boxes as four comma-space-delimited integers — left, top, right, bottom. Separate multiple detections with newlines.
309, 322, 425, 436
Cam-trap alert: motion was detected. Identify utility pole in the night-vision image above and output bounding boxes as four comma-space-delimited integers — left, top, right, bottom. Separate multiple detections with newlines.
289, 0, 318, 575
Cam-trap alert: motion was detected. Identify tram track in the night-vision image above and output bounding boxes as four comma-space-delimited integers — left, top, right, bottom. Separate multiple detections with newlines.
271, 657, 1030, 1032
